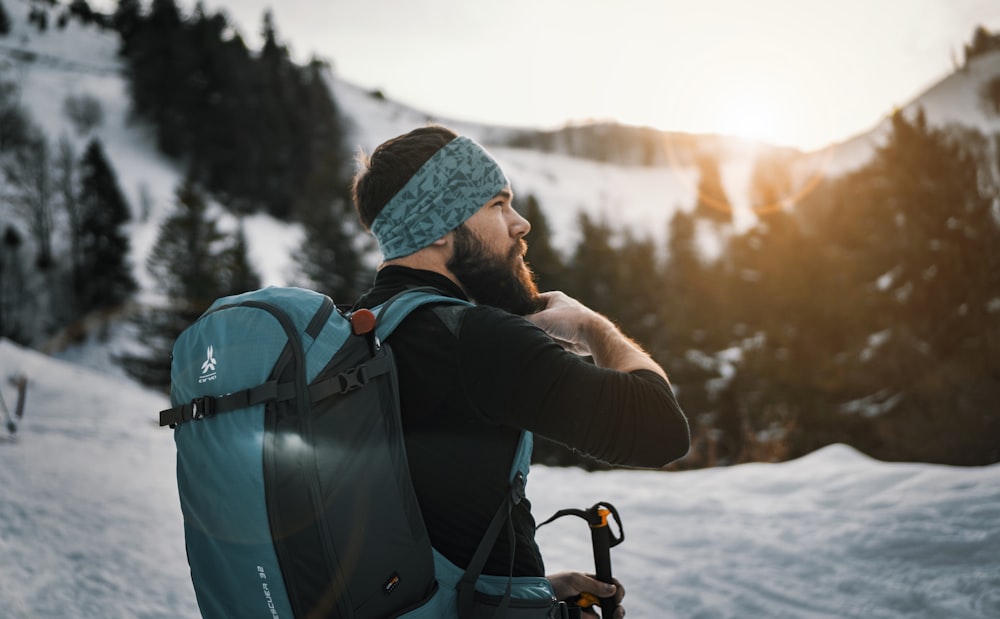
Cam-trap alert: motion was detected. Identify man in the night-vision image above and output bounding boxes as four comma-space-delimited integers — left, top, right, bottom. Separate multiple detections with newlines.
352, 126, 689, 618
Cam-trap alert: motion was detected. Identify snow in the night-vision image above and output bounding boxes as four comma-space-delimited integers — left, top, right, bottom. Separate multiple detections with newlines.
2, 339, 998, 619
818, 51, 1000, 177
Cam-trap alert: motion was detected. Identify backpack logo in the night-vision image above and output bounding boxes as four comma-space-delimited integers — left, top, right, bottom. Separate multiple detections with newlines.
199, 345, 217, 383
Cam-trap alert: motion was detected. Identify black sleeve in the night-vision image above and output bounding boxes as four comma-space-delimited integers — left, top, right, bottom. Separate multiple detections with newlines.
457, 306, 690, 468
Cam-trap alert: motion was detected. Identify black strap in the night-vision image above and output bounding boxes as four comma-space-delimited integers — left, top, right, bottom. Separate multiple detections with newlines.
158, 380, 282, 427
158, 354, 394, 428
456, 472, 526, 619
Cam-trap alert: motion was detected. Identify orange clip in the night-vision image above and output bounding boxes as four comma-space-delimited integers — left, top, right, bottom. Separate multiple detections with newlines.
575, 592, 600, 608
590, 507, 611, 529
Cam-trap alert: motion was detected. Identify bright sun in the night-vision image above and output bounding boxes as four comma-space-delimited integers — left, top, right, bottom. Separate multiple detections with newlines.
715, 91, 787, 144
644, 42, 832, 150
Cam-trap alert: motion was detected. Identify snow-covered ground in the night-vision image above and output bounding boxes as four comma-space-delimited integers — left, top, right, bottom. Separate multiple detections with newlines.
1, 339, 997, 619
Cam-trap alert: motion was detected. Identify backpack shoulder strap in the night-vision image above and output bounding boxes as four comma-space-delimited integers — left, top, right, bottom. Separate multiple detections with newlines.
456, 429, 533, 618
374, 287, 473, 341
372, 287, 537, 618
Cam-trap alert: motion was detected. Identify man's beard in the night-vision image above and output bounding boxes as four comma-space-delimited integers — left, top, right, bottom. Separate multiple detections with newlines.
447, 224, 543, 315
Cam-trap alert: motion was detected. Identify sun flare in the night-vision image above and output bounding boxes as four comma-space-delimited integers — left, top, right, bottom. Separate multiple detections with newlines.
715, 91, 787, 144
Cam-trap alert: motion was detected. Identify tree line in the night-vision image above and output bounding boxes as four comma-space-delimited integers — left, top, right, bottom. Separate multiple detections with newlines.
0, 66, 136, 347
115, 0, 353, 220
525, 110, 999, 469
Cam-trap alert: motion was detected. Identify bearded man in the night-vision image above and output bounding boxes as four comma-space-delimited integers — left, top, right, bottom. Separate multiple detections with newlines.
351, 126, 689, 618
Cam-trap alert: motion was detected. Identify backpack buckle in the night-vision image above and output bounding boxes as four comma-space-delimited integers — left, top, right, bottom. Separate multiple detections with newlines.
190, 396, 216, 421
337, 366, 368, 393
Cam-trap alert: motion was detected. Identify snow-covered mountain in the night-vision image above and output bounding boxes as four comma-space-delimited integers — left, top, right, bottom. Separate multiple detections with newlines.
815, 50, 1000, 177
3, 6, 998, 297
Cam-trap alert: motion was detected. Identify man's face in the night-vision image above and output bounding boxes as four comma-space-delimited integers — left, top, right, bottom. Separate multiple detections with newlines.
446, 190, 542, 315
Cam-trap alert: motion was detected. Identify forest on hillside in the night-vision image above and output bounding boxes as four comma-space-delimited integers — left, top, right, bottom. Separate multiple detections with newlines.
0, 1, 997, 468
521, 109, 999, 469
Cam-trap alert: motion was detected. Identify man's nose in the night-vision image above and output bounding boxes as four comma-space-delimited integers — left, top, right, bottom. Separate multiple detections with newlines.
510, 209, 531, 238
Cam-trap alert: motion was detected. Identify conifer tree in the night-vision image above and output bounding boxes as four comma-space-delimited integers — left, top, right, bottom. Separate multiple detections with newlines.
55, 137, 82, 301
112, 0, 141, 55
693, 155, 733, 225
125, 0, 184, 156
663, 209, 703, 340
76, 138, 137, 313
566, 212, 619, 318
614, 229, 663, 352
0, 78, 30, 153
5, 130, 55, 269
120, 178, 227, 388
219, 219, 261, 296
519, 193, 564, 292
294, 197, 370, 304
0, 226, 25, 342
0, 1, 11, 36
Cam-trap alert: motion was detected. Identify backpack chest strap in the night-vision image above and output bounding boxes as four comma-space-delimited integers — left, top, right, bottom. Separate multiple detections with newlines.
159, 354, 392, 428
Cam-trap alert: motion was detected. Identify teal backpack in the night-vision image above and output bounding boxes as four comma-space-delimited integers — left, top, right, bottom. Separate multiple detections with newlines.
159, 287, 564, 619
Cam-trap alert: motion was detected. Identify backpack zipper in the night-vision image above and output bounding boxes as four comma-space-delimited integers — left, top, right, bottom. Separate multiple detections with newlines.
238, 298, 345, 617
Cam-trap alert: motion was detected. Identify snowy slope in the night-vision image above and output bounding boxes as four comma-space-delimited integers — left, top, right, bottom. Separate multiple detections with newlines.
0, 340, 195, 618
817, 50, 1000, 177
2, 338, 998, 618
0, 11, 184, 298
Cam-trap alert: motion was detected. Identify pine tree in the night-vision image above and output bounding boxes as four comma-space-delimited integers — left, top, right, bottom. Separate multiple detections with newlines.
0, 1, 11, 36
120, 178, 227, 388
0, 78, 31, 153
749, 151, 795, 214
693, 155, 733, 225
112, 0, 141, 55
4, 130, 55, 269
219, 219, 261, 296
519, 193, 564, 292
0, 226, 26, 342
76, 138, 137, 313
149, 178, 228, 309
55, 137, 83, 303
663, 209, 702, 340
124, 0, 185, 156
566, 212, 620, 318
294, 197, 370, 304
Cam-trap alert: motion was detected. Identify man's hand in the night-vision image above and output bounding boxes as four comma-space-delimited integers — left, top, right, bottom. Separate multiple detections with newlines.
547, 571, 625, 618
525, 291, 603, 356
526, 291, 668, 381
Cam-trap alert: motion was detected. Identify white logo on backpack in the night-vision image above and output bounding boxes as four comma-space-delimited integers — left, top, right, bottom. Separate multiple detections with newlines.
199, 345, 217, 383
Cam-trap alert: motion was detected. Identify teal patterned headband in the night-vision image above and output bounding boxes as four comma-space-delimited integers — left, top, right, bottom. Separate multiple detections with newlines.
371, 136, 508, 260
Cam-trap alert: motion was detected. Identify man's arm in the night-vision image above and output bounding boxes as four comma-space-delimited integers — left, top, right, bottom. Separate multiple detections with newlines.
525, 291, 668, 381
460, 296, 689, 467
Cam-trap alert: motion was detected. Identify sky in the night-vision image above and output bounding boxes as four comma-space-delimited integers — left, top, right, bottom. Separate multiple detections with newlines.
99, 0, 1000, 151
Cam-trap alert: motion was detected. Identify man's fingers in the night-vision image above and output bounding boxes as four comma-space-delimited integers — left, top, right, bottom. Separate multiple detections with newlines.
611, 577, 625, 603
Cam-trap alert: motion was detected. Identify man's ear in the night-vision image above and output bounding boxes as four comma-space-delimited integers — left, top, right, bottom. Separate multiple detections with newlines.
431, 231, 452, 248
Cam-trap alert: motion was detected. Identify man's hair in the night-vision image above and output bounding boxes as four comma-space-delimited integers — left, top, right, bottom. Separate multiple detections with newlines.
352, 125, 459, 230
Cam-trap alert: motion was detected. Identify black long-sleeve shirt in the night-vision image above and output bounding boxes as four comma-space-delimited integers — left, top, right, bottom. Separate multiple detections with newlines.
353, 266, 689, 577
